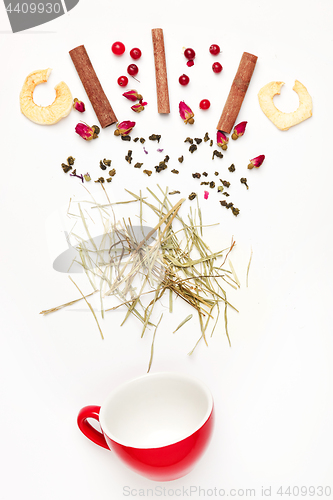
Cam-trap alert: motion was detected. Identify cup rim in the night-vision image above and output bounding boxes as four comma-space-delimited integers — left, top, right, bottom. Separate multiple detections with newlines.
99, 371, 213, 449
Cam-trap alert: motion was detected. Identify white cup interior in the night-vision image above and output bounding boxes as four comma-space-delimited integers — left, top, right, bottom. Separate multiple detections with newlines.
99, 372, 213, 449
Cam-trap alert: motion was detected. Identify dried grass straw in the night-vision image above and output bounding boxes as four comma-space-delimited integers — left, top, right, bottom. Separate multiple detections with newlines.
40, 186, 240, 365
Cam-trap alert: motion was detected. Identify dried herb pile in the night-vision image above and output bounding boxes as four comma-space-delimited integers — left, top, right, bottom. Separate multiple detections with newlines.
41, 186, 240, 369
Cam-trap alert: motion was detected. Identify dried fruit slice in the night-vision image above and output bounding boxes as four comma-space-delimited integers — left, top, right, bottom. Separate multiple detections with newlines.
20, 68, 72, 125
258, 80, 312, 131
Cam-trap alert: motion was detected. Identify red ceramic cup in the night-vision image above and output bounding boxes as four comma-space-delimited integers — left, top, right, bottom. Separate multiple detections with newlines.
77, 372, 214, 481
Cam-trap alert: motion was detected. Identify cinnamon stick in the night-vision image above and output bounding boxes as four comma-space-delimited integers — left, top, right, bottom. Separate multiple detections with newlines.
151, 28, 170, 114
69, 45, 117, 128
217, 52, 258, 134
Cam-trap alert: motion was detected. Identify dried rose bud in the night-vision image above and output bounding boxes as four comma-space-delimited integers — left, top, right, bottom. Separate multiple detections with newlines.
217, 130, 229, 150
232, 121, 247, 140
179, 101, 195, 124
122, 90, 143, 102
73, 98, 85, 112
204, 191, 209, 200
75, 123, 97, 141
84, 173, 91, 182
131, 101, 148, 113
248, 154, 265, 169
114, 120, 136, 136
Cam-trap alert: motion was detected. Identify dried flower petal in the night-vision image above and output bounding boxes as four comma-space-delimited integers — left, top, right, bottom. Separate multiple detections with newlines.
217, 130, 229, 150
187, 60, 194, 67
179, 101, 195, 124
114, 120, 136, 136
232, 121, 247, 140
73, 98, 85, 112
204, 191, 209, 200
75, 123, 96, 141
122, 90, 143, 102
248, 154, 265, 169
70, 170, 84, 182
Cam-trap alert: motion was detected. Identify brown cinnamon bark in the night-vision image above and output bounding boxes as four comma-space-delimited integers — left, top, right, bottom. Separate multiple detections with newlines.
217, 52, 258, 134
151, 29, 170, 114
69, 45, 117, 128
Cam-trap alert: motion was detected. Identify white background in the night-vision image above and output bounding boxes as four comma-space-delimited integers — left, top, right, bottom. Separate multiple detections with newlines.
1, 1, 333, 499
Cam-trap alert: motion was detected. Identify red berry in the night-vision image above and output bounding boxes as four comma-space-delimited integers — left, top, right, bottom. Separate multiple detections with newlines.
179, 74, 190, 86
199, 99, 211, 110
212, 62, 223, 73
130, 48, 142, 60
127, 64, 139, 76
184, 48, 195, 60
209, 44, 220, 55
117, 75, 128, 87
112, 41, 125, 56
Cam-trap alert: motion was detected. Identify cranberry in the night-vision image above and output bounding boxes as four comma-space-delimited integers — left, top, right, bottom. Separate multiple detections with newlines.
117, 75, 128, 87
130, 48, 142, 60
112, 41, 125, 56
212, 62, 223, 73
209, 44, 220, 55
199, 99, 211, 110
127, 64, 139, 76
184, 48, 195, 60
179, 74, 190, 86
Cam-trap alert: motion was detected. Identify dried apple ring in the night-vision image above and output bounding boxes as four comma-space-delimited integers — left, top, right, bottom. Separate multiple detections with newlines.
258, 80, 312, 131
20, 68, 72, 125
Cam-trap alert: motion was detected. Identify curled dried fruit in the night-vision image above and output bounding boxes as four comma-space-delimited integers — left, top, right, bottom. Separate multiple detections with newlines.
20, 68, 72, 125
258, 80, 312, 130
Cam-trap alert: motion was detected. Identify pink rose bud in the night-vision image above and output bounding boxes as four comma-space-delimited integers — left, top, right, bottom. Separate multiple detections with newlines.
73, 98, 85, 112
232, 121, 247, 140
114, 120, 136, 136
122, 90, 143, 102
248, 155, 265, 169
204, 191, 209, 200
217, 130, 229, 150
131, 101, 147, 113
75, 123, 96, 140
179, 101, 195, 124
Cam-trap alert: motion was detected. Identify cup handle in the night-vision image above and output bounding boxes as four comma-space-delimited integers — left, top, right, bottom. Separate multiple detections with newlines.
77, 405, 110, 450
